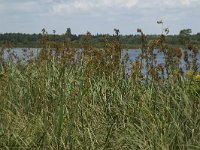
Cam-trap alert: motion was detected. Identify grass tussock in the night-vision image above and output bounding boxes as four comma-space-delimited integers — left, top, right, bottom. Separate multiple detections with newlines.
0, 27, 200, 149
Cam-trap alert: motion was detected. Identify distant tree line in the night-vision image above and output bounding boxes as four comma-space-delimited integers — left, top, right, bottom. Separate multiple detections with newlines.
0, 28, 200, 48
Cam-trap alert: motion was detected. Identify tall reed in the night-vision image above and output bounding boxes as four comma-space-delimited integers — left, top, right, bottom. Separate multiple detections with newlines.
0, 27, 199, 149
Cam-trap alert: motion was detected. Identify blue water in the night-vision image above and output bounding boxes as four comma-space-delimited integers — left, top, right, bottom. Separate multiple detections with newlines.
2, 48, 200, 73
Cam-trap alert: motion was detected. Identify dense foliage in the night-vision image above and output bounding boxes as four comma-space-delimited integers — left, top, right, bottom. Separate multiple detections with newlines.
1, 28, 200, 48
0, 28, 200, 149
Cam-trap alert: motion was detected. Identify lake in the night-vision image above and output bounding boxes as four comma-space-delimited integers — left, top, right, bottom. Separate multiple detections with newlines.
2, 48, 200, 73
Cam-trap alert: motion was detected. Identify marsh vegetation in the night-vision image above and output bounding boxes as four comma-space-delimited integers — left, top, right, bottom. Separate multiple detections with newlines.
0, 26, 200, 149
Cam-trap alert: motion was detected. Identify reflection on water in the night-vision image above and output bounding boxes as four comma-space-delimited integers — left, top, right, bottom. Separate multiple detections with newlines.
123, 49, 200, 74
2, 48, 200, 73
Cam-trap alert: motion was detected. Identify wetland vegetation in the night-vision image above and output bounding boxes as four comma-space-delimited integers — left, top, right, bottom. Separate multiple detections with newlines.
0, 26, 200, 149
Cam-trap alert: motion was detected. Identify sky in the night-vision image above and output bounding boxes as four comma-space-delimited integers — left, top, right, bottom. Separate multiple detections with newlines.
0, 0, 200, 35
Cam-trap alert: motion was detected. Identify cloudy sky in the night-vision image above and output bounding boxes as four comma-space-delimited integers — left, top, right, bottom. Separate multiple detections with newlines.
0, 0, 200, 35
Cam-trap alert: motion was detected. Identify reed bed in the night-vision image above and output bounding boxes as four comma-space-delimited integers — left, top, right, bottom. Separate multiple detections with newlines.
0, 28, 200, 149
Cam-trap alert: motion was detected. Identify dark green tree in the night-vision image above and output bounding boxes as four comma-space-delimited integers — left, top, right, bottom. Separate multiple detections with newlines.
179, 29, 192, 45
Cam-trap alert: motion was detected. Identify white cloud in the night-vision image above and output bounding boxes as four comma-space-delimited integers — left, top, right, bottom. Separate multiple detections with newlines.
100, 0, 138, 8
0, 0, 50, 14
135, 0, 200, 8
0, 0, 200, 34
51, 0, 200, 15
52, 1, 95, 14
181, 0, 200, 6
52, 0, 139, 14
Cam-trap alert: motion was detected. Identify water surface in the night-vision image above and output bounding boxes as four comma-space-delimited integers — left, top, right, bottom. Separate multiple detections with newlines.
2, 48, 200, 73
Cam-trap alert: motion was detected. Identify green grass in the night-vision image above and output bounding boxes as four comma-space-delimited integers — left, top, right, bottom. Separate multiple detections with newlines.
0, 30, 200, 149
0, 57, 200, 149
